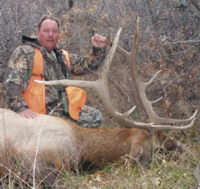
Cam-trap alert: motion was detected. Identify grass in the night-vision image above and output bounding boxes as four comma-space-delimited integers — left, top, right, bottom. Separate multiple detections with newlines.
56, 157, 198, 189
55, 125, 200, 189
54, 129, 199, 189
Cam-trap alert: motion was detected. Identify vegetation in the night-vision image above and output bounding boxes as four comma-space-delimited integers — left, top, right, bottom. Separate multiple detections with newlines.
0, 0, 199, 188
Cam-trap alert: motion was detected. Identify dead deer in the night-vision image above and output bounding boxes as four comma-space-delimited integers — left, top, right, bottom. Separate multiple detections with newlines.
0, 18, 197, 188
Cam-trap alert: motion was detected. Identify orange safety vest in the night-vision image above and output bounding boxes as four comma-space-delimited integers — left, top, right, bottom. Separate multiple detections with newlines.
23, 48, 87, 120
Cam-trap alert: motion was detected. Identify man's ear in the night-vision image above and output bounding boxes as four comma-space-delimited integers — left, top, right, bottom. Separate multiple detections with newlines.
36, 30, 39, 37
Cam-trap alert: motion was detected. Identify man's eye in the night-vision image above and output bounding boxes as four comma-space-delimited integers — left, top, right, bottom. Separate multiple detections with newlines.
44, 30, 49, 33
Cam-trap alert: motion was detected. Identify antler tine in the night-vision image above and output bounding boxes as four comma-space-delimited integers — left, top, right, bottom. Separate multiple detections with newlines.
150, 117, 196, 131
35, 18, 197, 132
105, 33, 130, 59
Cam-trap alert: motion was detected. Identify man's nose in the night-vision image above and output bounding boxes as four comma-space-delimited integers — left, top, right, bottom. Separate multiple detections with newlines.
48, 31, 53, 36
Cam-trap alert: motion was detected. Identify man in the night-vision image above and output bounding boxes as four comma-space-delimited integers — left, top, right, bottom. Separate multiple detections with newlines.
3, 16, 107, 128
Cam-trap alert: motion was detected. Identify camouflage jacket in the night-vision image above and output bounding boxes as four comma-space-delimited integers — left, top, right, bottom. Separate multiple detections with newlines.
3, 35, 106, 116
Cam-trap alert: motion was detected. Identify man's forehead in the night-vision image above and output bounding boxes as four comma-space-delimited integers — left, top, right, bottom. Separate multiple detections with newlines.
40, 19, 59, 28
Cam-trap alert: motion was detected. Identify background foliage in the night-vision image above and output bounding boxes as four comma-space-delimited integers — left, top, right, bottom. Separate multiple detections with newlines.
0, 0, 200, 188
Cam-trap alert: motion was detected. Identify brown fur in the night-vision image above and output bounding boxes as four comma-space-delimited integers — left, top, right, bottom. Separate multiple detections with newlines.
0, 109, 180, 187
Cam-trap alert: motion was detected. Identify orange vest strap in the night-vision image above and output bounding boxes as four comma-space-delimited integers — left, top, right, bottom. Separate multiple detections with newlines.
62, 50, 87, 120
66, 87, 87, 120
62, 50, 71, 69
23, 48, 46, 114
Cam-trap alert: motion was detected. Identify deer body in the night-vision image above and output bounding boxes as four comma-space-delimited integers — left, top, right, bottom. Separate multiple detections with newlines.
0, 109, 77, 170
0, 108, 156, 173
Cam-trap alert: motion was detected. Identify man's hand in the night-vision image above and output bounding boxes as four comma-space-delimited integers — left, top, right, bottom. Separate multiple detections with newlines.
91, 33, 106, 48
19, 109, 39, 119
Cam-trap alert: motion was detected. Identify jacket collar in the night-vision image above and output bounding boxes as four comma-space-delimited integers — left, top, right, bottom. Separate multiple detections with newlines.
22, 35, 39, 45
21, 35, 60, 54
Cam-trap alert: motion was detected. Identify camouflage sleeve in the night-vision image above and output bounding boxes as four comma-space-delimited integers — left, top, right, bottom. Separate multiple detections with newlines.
3, 47, 30, 113
69, 46, 106, 75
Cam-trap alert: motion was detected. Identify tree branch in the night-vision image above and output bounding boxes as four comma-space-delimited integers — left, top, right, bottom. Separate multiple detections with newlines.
169, 39, 200, 45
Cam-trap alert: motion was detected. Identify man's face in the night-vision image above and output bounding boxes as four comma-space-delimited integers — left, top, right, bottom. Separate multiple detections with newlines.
36, 19, 60, 52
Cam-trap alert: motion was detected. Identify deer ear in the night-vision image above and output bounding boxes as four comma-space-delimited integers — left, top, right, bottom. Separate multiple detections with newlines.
129, 144, 143, 159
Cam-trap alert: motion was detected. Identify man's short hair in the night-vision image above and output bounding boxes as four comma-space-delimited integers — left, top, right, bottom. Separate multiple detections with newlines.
37, 16, 60, 30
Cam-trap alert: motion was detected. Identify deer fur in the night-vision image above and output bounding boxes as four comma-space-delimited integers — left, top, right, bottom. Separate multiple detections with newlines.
0, 108, 180, 187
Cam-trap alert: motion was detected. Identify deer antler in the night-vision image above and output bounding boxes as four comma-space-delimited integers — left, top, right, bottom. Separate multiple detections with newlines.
35, 18, 197, 133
